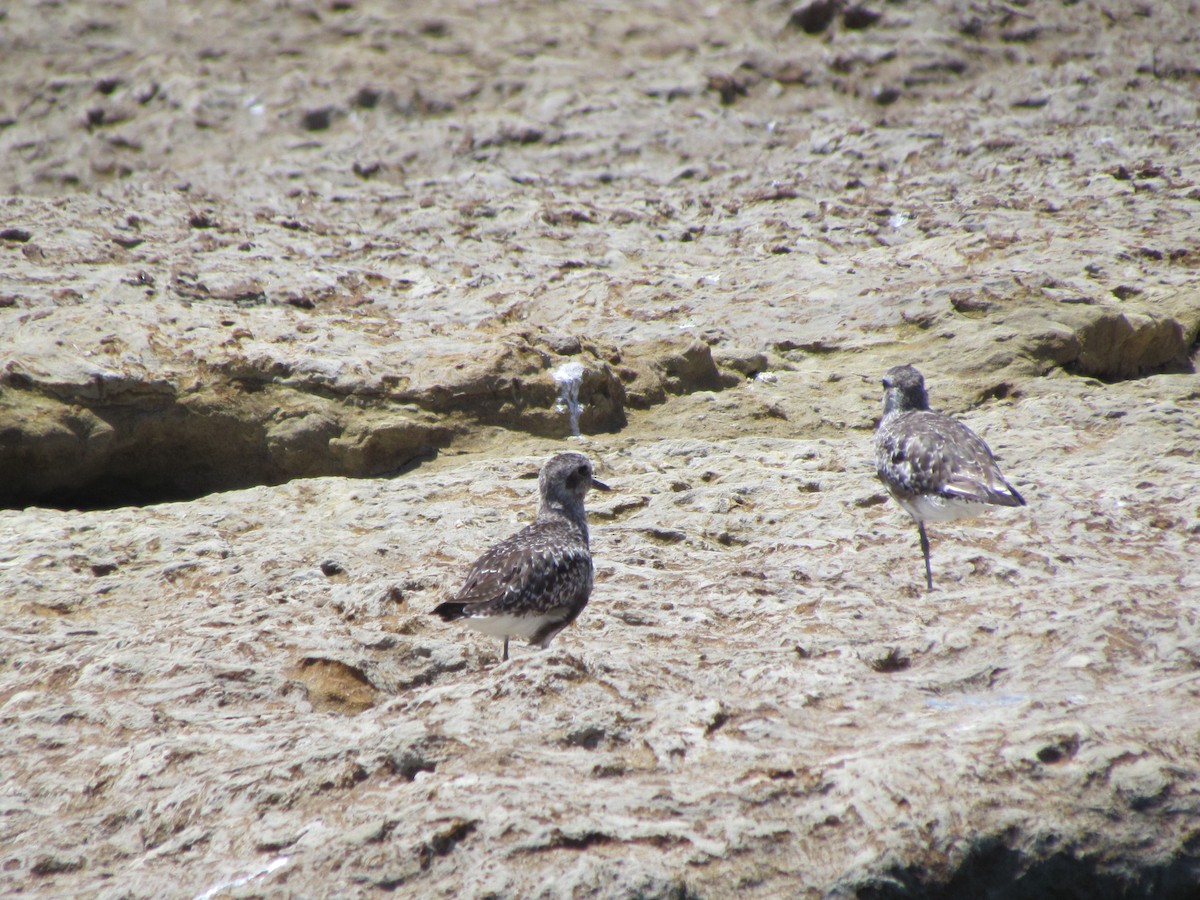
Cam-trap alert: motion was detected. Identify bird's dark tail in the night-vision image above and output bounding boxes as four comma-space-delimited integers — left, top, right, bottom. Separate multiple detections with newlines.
432, 601, 468, 622
999, 479, 1026, 507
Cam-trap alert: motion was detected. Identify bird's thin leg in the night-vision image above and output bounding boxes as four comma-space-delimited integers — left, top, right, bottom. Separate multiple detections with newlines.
502, 637, 509, 662
918, 522, 933, 591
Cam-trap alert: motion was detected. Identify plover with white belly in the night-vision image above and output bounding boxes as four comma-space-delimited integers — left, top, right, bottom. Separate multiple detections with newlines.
874, 365, 1026, 590
433, 452, 609, 661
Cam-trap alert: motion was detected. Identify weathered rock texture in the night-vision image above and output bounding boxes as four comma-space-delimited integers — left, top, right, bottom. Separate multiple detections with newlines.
1, 0, 1199, 897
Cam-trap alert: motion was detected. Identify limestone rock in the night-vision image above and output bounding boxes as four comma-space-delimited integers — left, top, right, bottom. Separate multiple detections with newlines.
2, 0, 1199, 896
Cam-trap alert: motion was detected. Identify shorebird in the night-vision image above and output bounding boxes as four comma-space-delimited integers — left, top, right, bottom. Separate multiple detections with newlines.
874, 364, 1025, 590
432, 452, 609, 661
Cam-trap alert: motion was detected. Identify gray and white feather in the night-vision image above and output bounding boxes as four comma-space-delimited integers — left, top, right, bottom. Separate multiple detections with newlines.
432, 452, 609, 661
874, 364, 1025, 590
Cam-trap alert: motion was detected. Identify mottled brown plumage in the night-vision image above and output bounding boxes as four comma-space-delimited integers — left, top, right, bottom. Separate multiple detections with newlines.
432, 452, 609, 660
875, 365, 1025, 590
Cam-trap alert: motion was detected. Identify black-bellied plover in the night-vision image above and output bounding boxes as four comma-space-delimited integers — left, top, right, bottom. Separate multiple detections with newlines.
874, 364, 1025, 590
432, 451, 609, 661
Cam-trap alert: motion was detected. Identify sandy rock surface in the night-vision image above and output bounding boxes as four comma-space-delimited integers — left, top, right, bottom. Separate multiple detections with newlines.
2, 1, 1199, 897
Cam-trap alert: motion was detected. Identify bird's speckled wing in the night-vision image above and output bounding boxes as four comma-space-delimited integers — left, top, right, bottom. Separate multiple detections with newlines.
876, 411, 1024, 507
452, 519, 594, 617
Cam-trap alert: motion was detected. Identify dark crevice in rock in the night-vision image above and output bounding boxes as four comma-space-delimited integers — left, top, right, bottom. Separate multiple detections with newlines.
1056, 309, 1198, 382
1014, 293, 1200, 382
0, 384, 452, 511
614, 337, 741, 409
854, 838, 1200, 900
0, 334, 745, 511
1060, 357, 1196, 385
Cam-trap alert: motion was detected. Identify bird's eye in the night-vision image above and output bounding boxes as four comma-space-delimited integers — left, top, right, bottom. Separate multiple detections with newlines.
577, 465, 590, 477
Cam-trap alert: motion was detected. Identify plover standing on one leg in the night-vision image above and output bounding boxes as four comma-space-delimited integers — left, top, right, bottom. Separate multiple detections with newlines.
432, 452, 609, 661
874, 365, 1025, 590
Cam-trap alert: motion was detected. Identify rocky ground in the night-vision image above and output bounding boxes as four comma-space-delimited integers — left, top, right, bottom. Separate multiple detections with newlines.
2, 0, 1199, 897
